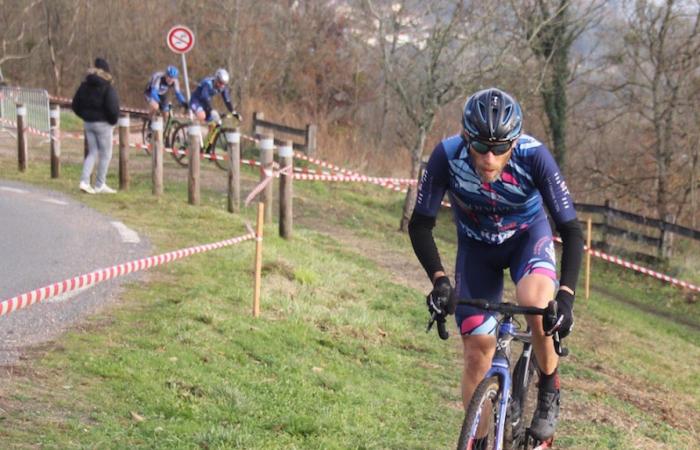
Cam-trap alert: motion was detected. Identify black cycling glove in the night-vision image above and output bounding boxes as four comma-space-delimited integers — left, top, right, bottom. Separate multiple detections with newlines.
426, 276, 455, 317
544, 290, 574, 338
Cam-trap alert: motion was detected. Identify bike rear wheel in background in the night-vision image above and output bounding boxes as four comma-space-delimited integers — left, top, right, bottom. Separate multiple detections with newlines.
211, 129, 229, 170
458, 376, 502, 450
169, 122, 190, 167
140, 118, 153, 156
506, 351, 539, 449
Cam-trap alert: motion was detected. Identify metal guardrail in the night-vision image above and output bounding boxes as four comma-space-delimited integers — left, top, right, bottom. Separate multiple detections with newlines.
0, 87, 50, 134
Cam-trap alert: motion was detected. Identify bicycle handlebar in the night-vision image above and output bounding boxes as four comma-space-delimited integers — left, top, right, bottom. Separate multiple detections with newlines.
427, 298, 569, 357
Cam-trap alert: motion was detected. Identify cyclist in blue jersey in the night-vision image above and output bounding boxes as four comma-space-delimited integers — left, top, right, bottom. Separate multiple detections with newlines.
408, 88, 583, 443
144, 65, 188, 118
189, 68, 241, 124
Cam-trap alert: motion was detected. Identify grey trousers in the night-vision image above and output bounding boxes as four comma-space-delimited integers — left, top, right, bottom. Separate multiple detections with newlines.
80, 121, 114, 187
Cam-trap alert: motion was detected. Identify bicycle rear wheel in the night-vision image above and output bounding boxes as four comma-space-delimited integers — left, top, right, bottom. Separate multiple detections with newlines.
457, 376, 503, 450
211, 129, 229, 170
169, 122, 190, 167
140, 118, 152, 156
506, 351, 539, 449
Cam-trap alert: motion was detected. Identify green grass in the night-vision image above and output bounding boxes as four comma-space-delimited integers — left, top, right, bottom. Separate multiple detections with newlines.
0, 146, 699, 449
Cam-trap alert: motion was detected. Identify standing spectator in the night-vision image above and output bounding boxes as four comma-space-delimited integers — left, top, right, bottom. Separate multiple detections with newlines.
71, 57, 120, 194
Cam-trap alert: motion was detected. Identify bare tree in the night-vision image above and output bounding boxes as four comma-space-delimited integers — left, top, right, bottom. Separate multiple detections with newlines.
0, 0, 41, 82
512, 0, 604, 171
601, 0, 700, 255
43, 0, 83, 95
360, 0, 511, 230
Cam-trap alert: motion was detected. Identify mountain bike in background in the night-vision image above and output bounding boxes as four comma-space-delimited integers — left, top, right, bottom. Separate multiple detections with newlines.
428, 299, 568, 450
140, 104, 184, 156
169, 112, 240, 170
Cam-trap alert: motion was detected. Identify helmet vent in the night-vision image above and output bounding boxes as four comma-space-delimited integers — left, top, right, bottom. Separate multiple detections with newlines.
502, 104, 513, 124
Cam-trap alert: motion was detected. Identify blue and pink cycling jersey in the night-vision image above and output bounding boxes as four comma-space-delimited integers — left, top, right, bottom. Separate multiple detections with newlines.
189, 76, 234, 121
414, 133, 577, 335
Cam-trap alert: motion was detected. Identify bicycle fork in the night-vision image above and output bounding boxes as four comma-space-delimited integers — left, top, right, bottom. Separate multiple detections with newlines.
468, 356, 511, 450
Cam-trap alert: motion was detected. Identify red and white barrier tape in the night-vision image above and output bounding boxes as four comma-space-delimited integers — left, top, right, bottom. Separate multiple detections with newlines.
0, 232, 256, 318
552, 236, 700, 293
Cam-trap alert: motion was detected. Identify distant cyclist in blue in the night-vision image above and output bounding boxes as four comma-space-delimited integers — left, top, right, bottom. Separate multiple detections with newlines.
144, 65, 187, 117
189, 68, 240, 124
408, 88, 583, 444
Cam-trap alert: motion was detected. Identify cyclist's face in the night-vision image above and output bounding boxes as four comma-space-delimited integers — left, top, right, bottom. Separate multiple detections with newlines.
165, 76, 175, 85
214, 80, 225, 90
469, 141, 514, 183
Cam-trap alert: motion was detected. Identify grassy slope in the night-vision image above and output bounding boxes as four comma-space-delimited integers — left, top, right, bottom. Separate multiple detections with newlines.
0, 141, 698, 449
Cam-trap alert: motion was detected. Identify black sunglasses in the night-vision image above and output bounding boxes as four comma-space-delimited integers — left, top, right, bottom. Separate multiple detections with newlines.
469, 138, 514, 156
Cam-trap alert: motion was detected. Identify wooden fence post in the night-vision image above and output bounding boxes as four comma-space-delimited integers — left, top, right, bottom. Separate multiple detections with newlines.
49, 105, 60, 178
601, 199, 612, 251
188, 123, 201, 205
279, 140, 293, 239
118, 114, 130, 190
659, 213, 674, 259
225, 127, 241, 213
16, 103, 27, 172
585, 216, 592, 300
253, 202, 264, 318
151, 116, 163, 196
305, 123, 317, 156
260, 134, 274, 223
253, 111, 264, 138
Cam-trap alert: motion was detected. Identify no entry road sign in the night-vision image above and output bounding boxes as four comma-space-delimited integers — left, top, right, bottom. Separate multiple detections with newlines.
167, 25, 195, 54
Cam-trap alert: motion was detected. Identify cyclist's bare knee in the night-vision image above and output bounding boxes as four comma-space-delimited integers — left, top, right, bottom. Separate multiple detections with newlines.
462, 334, 495, 373
516, 273, 555, 309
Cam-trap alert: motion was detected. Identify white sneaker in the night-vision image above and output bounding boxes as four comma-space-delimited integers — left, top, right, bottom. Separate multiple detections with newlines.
79, 182, 95, 194
94, 184, 117, 194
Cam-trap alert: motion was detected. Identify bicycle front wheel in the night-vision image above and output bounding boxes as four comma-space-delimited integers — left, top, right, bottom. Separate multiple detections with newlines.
141, 118, 152, 156
457, 376, 503, 450
169, 122, 190, 167
211, 129, 229, 170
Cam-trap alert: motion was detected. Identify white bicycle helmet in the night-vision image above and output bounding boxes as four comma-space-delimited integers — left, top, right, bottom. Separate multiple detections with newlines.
214, 68, 230, 84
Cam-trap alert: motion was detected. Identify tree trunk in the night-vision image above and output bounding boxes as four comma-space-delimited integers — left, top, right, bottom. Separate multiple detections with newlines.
399, 126, 428, 231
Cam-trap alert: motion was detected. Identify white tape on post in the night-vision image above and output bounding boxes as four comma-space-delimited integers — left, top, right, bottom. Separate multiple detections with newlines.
225, 131, 240, 143
188, 125, 201, 136
261, 137, 274, 151
118, 117, 130, 127
50, 108, 60, 119
16, 106, 27, 116
278, 143, 293, 158
151, 118, 163, 131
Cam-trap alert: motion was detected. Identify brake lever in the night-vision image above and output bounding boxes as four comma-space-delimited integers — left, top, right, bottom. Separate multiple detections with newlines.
552, 331, 569, 357
426, 312, 449, 340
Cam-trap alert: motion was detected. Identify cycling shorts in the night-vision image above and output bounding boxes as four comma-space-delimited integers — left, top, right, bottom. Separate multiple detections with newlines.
454, 218, 557, 336
145, 94, 171, 112
190, 100, 205, 115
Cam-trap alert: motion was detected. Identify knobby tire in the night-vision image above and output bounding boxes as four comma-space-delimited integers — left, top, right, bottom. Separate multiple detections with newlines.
457, 376, 502, 450
170, 122, 190, 167
505, 352, 539, 449
141, 118, 152, 156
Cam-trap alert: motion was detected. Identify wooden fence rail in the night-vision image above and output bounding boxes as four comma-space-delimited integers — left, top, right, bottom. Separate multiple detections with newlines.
251, 111, 316, 156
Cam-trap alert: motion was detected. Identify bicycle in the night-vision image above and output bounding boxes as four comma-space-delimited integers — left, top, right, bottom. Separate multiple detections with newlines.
427, 299, 568, 450
169, 112, 240, 171
140, 105, 184, 157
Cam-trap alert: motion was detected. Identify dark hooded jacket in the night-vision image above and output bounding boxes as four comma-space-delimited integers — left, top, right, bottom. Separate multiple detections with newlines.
71, 68, 119, 125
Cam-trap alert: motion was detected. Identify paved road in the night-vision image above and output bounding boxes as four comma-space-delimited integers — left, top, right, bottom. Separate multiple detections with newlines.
0, 180, 150, 365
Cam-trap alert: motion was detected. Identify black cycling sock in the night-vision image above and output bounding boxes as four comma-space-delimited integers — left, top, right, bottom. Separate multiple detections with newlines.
539, 367, 560, 392
473, 437, 488, 450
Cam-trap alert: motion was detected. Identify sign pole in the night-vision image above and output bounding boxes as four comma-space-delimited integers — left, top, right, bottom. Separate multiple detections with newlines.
167, 25, 196, 122
181, 53, 193, 121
